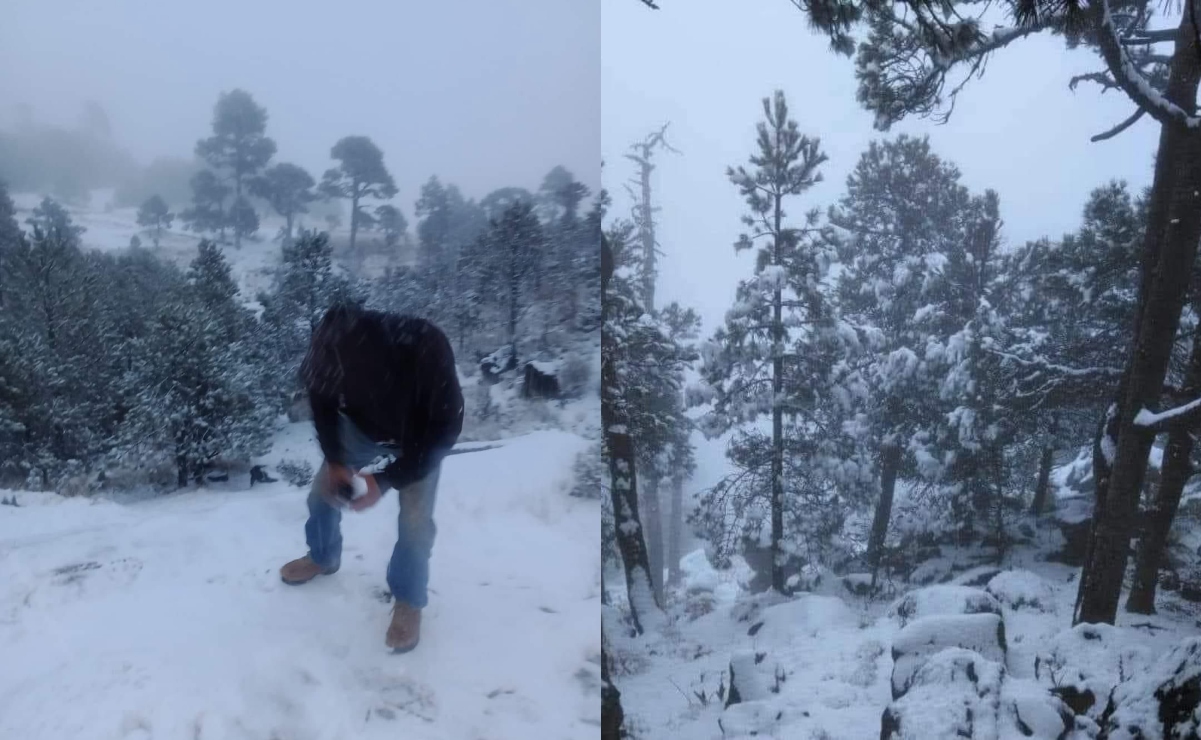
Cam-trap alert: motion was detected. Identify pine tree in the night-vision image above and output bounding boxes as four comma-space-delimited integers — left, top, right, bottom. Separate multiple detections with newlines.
697, 91, 832, 592
227, 196, 260, 245
180, 170, 230, 241
602, 231, 663, 633
26, 197, 85, 241
785, 0, 1201, 628
136, 195, 174, 248
195, 90, 276, 249
320, 136, 397, 254
822, 136, 985, 577
252, 162, 316, 246
482, 201, 545, 362
374, 204, 407, 250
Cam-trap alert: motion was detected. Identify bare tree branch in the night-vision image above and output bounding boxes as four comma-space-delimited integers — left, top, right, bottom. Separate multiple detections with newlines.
1120, 28, 1179, 44
1091, 108, 1147, 141
1070, 70, 1119, 93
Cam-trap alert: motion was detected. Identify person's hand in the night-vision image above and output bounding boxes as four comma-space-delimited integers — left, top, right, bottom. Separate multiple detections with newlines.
348, 473, 382, 511
322, 463, 356, 507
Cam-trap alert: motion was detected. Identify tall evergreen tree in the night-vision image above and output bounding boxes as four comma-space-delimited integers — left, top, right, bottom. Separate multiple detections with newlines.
252, 162, 316, 246
180, 170, 231, 241
698, 91, 831, 592
374, 204, 408, 250
320, 136, 397, 254
195, 89, 276, 248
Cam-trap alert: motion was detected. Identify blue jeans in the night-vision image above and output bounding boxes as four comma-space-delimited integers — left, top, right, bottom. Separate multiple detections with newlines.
305, 414, 440, 608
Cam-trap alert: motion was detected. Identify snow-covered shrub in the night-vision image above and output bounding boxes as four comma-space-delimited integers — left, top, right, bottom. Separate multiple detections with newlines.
1101, 637, 1201, 739
278, 459, 313, 488
1037, 623, 1155, 723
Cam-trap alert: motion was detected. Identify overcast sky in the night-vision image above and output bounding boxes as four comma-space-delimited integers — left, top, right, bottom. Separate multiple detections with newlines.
602, 0, 1159, 333
1, 0, 599, 213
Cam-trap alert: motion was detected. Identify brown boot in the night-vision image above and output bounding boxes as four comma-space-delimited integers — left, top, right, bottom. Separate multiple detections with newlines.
386, 602, 422, 653
279, 555, 339, 585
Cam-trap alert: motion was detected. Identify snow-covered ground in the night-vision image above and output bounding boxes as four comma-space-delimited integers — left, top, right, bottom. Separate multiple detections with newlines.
9, 189, 374, 300
610, 528, 1201, 739
0, 424, 601, 740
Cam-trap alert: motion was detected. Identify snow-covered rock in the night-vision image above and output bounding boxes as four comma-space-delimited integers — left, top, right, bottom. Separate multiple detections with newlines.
882, 648, 1005, 739
908, 557, 955, 586
718, 697, 787, 738
1101, 637, 1201, 740
986, 569, 1057, 613
888, 584, 1002, 628
1038, 623, 1155, 722
892, 613, 1007, 699
725, 650, 779, 707
750, 594, 856, 645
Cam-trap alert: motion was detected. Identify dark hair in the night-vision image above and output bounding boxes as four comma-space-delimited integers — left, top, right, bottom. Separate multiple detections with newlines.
299, 302, 364, 393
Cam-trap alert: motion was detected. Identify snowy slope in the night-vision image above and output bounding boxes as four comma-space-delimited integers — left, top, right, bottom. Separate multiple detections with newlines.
612, 540, 1201, 739
0, 425, 601, 740
10, 189, 340, 300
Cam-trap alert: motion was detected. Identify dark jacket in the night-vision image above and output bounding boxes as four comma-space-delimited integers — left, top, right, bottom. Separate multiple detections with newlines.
301, 305, 464, 490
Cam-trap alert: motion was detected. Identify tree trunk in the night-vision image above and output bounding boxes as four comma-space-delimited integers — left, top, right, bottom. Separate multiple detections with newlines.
1127, 310, 1201, 613
509, 259, 520, 363
1076, 18, 1201, 624
1126, 426, 1193, 614
770, 197, 785, 593
602, 234, 661, 633
637, 155, 656, 312
1031, 445, 1055, 516
868, 441, 902, 584
234, 175, 243, 249
349, 188, 360, 254
643, 473, 665, 606
177, 456, 188, 489
285, 212, 294, 246
667, 473, 684, 587
601, 628, 625, 740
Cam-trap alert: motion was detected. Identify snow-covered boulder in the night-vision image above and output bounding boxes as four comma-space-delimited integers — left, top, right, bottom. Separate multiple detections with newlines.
725, 651, 782, 707
749, 594, 856, 644
891, 613, 1007, 699
908, 557, 955, 586
1038, 623, 1155, 722
882, 648, 1004, 739
785, 562, 829, 593
718, 698, 787, 738
986, 569, 1057, 613
888, 585, 1002, 628
1004, 679, 1075, 739
1100, 637, 1201, 740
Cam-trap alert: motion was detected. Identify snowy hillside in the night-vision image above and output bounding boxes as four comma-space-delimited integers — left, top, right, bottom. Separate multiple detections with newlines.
9, 189, 297, 300
0, 425, 601, 740
609, 525, 1201, 739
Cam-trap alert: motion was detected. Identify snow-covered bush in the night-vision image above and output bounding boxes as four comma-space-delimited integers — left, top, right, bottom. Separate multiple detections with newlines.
278, 459, 313, 488
1101, 637, 1201, 739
